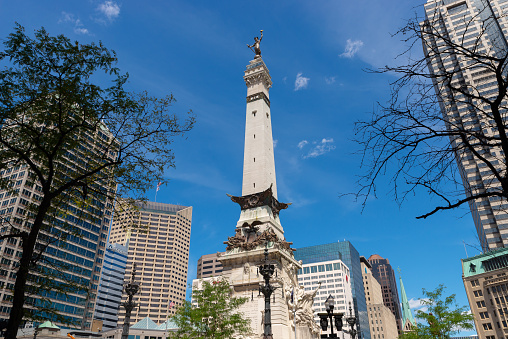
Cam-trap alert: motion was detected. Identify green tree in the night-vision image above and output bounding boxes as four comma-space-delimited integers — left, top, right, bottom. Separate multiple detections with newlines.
400, 285, 474, 339
168, 278, 251, 339
0, 24, 194, 338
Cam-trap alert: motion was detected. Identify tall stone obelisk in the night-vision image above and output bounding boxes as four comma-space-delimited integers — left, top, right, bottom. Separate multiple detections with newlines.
219, 32, 310, 339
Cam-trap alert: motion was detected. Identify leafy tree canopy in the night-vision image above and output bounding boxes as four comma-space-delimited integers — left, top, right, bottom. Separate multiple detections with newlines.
0, 24, 194, 338
400, 285, 474, 339
168, 278, 251, 339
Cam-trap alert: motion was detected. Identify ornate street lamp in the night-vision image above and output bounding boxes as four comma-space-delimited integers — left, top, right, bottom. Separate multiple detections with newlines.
318, 295, 342, 338
318, 296, 359, 338
258, 246, 276, 339
121, 263, 140, 339
343, 302, 358, 339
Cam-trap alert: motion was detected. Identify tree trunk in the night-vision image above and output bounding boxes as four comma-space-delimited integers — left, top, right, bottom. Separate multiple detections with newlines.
4, 197, 52, 339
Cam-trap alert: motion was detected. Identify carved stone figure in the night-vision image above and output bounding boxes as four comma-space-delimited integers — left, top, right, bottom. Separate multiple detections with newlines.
224, 228, 247, 251
243, 262, 250, 275
223, 226, 283, 252
247, 30, 263, 58
286, 282, 322, 335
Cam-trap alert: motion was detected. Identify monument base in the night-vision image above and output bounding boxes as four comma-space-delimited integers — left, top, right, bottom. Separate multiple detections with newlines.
219, 242, 301, 339
295, 325, 319, 339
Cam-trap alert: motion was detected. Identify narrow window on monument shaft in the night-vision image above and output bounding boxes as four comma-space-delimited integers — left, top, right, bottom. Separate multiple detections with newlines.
254, 134, 255, 138
252, 111, 257, 116
253, 183, 255, 188
266, 112, 269, 118
254, 158, 255, 162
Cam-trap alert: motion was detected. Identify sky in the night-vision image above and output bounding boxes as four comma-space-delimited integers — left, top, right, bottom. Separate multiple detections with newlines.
1, 0, 479, 336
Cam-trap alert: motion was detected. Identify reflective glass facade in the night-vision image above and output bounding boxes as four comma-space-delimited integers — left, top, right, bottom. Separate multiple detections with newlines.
94, 242, 128, 330
0, 128, 116, 329
295, 241, 371, 339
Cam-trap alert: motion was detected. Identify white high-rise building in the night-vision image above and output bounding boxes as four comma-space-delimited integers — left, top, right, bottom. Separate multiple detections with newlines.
423, 0, 508, 250
94, 243, 128, 330
297, 260, 354, 338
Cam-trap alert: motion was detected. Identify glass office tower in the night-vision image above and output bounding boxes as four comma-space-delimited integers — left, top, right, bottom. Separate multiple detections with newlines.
94, 242, 128, 330
0, 127, 116, 329
295, 241, 371, 339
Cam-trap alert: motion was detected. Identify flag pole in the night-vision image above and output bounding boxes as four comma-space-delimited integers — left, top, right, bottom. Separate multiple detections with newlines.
155, 182, 162, 202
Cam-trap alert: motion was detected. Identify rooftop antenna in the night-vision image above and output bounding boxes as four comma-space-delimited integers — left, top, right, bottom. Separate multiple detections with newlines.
463, 240, 469, 258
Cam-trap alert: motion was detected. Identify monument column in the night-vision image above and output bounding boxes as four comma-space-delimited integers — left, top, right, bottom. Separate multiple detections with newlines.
219, 32, 319, 339
242, 55, 277, 199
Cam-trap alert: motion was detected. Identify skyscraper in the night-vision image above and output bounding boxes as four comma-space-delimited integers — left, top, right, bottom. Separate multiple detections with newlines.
109, 201, 192, 326
94, 243, 128, 330
422, 0, 508, 250
295, 241, 371, 339
367, 254, 402, 332
360, 257, 398, 339
0, 129, 116, 329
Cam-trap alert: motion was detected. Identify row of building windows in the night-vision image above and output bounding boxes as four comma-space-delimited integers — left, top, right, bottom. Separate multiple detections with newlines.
300, 262, 347, 275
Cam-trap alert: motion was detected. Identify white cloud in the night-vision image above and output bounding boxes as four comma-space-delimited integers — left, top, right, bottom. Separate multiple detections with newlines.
273, 139, 278, 148
325, 76, 336, 85
297, 140, 308, 149
340, 39, 364, 58
74, 26, 90, 35
408, 298, 429, 314
294, 72, 310, 91
303, 138, 336, 159
59, 11, 74, 23
59, 12, 90, 35
98, 1, 121, 21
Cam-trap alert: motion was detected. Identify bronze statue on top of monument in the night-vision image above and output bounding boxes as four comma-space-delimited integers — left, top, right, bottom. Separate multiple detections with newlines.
247, 30, 263, 58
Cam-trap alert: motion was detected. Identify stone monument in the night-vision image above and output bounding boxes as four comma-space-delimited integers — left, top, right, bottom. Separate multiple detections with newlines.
218, 32, 319, 339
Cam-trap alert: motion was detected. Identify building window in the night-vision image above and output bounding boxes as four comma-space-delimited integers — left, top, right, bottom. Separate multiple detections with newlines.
482, 323, 493, 330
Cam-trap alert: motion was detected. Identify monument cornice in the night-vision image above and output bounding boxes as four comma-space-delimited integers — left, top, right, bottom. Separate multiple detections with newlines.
247, 91, 270, 107
244, 70, 272, 89
218, 243, 301, 269
227, 185, 290, 217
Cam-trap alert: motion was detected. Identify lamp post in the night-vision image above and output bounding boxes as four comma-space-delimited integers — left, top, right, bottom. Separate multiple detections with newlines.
318, 296, 358, 339
318, 295, 342, 338
343, 302, 358, 339
258, 246, 276, 339
121, 263, 140, 339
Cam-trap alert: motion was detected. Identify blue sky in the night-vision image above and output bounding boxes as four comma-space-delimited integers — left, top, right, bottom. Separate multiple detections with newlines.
2, 0, 478, 335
